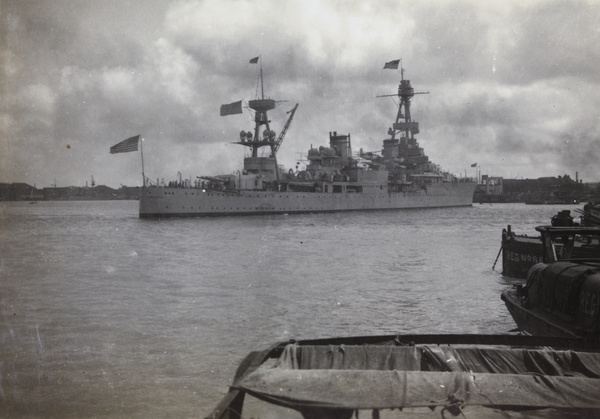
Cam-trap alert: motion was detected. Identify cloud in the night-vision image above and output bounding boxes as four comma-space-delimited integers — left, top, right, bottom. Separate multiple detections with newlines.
1, 0, 600, 187
497, 1, 600, 84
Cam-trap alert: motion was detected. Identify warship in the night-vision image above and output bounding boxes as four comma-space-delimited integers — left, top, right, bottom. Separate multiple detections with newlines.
139, 63, 476, 218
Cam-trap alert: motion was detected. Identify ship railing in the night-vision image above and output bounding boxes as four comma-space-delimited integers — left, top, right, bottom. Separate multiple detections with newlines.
145, 176, 239, 192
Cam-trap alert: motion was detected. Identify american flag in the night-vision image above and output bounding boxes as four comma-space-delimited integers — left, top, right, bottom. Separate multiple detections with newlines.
220, 101, 243, 116
383, 59, 400, 69
110, 135, 140, 154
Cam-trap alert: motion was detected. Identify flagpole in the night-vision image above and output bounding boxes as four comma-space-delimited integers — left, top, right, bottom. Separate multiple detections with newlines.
140, 136, 146, 187
400, 58, 403, 80
259, 56, 264, 99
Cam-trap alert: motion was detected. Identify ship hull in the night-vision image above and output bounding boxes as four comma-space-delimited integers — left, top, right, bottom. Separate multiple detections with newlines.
139, 182, 476, 218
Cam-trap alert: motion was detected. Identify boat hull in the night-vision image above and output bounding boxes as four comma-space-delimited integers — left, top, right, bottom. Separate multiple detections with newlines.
501, 235, 544, 278
501, 289, 578, 338
139, 181, 476, 218
502, 228, 600, 279
208, 333, 600, 419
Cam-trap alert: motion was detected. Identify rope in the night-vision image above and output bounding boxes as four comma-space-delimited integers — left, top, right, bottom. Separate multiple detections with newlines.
492, 244, 503, 271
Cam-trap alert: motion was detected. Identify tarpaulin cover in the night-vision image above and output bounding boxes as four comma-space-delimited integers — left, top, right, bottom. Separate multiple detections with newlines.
235, 344, 600, 410
526, 261, 599, 318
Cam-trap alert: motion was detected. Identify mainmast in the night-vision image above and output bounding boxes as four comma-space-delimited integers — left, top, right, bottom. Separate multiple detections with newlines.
235, 56, 277, 158
222, 56, 298, 185
235, 57, 297, 160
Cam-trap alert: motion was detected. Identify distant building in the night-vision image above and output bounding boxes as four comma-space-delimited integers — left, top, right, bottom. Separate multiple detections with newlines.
0, 183, 43, 201
474, 174, 595, 204
480, 175, 503, 195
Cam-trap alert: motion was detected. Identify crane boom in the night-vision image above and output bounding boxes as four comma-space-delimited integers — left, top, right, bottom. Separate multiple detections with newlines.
271, 103, 299, 157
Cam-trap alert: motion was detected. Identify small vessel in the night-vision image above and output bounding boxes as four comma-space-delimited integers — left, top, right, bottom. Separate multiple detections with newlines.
578, 201, 600, 226
207, 333, 600, 419
139, 63, 476, 218
501, 226, 600, 337
500, 211, 600, 278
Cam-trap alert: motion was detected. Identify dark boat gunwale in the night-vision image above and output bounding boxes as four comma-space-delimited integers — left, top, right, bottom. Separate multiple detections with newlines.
207, 333, 600, 419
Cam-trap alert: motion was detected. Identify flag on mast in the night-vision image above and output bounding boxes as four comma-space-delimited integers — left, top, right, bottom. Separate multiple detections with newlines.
249, 56, 259, 64
110, 135, 140, 154
383, 59, 400, 69
220, 100, 243, 116
471, 162, 478, 167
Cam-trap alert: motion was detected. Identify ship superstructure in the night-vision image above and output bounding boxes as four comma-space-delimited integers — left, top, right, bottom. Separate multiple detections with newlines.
139, 63, 475, 218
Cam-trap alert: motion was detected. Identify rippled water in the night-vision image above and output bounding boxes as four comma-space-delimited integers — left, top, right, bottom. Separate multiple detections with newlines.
0, 200, 579, 417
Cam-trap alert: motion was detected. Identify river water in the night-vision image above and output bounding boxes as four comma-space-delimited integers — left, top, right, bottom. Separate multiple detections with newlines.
0, 201, 580, 418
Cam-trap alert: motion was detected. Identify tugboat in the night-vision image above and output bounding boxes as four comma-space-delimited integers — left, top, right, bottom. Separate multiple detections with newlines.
501, 226, 600, 337
138, 61, 476, 218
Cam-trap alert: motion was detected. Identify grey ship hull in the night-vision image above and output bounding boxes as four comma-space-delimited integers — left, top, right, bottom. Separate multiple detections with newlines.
139, 181, 476, 218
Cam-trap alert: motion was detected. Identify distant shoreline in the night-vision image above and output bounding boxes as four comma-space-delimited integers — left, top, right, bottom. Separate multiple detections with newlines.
0, 183, 141, 202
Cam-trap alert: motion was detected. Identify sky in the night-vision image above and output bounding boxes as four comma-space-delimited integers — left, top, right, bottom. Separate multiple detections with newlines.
1, 0, 599, 189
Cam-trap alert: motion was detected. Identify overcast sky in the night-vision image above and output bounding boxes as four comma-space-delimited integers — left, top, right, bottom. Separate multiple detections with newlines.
2, 0, 599, 188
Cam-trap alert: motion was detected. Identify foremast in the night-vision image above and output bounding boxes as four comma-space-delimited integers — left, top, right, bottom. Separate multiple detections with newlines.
392, 68, 428, 141
379, 67, 429, 144
377, 66, 434, 186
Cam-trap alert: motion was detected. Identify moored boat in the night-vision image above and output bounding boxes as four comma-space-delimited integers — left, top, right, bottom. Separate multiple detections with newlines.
579, 201, 600, 226
139, 62, 476, 218
207, 333, 600, 419
501, 211, 600, 278
502, 260, 600, 338
501, 226, 600, 337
